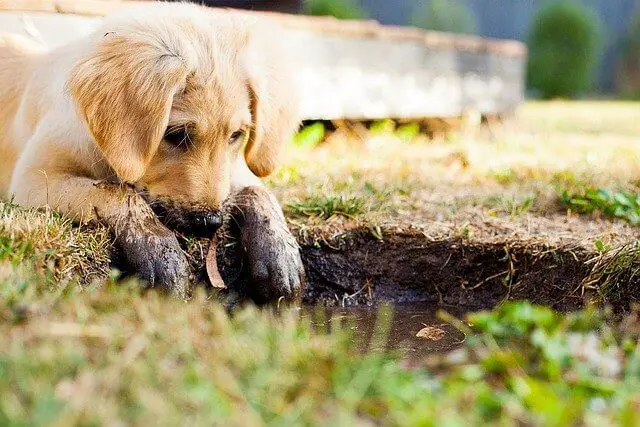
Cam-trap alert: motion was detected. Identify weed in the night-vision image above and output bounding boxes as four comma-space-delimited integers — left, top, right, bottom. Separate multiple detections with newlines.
369, 225, 384, 241
293, 122, 325, 149
485, 194, 535, 218
458, 222, 473, 240
561, 187, 640, 224
286, 194, 366, 219
582, 241, 640, 308
369, 119, 396, 135
395, 123, 421, 142
594, 239, 612, 254
489, 168, 518, 185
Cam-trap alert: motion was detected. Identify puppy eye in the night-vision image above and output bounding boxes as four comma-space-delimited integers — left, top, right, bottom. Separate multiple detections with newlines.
164, 126, 192, 149
229, 130, 245, 145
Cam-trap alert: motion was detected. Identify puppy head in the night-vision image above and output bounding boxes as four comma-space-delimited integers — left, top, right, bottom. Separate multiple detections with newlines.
68, 6, 299, 232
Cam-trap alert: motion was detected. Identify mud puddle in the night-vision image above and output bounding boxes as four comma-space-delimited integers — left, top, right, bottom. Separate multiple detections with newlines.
304, 303, 467, 360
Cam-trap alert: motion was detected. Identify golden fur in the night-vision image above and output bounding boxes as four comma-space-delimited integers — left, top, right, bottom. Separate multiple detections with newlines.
0, 3, 304, 298
0, 3, 299, 220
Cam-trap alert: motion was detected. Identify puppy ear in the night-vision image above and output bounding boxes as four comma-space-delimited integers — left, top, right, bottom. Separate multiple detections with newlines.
243, 24, 300, 178
68, 32, 191, 183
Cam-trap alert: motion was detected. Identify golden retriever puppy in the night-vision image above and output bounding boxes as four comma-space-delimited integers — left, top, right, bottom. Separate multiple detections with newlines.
0, 3, 304, 302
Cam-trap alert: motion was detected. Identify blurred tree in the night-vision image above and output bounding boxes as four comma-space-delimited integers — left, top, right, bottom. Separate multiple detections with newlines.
302, 0, 369, 20
617, 6, 640, 98
527, 1, 603, 99
410, 0, 477, 34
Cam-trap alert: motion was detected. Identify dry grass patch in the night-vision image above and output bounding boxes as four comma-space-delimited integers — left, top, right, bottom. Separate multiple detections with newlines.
0, 201, 111, 286
270, 101, 640, 251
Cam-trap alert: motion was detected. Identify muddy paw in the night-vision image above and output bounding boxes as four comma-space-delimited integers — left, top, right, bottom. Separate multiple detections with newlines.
116, 221, 190, 299
243, 223, 305, 303
231, 187, 305, 304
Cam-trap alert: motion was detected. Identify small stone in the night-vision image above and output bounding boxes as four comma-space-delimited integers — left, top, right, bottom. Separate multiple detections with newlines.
416, 325, 446, 341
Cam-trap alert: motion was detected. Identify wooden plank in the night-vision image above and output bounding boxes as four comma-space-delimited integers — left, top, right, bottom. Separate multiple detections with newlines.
291, 30, 525, 119
0, 0, 148, 16
0, 0, 527, 57
0, 2, 527, 119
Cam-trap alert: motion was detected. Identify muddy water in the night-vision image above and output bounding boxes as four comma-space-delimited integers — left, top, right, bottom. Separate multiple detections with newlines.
305, 303, 467, 360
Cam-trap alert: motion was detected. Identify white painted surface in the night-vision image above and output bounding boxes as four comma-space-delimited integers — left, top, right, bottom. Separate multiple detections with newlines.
0, 12, 525, 119
0, 12, 99, 47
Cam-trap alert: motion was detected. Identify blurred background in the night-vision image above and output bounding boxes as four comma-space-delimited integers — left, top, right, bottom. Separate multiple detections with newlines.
208, 0, 640, 100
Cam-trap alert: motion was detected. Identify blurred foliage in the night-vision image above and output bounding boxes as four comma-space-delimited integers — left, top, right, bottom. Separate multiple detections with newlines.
394, 123, 421, 142
527, 1, 603, 99
302, 0, 368, 20
617, 7, 640, 99
410, 0, 477, 34
369, 119, 396, 135
293, 122, 325, 149
561, 187, 640, 224
2, 201, 640, 424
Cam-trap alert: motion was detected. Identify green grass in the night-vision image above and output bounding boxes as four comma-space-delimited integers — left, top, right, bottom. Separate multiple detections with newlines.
283, 178, 409, 220
286, 194, 367, 219
561, 187, 640, 224
2, 259, 640, 425
485, 194, 536, 218
1, 202, 639, 424
3, 101, 640, 424
292, 122, 326, 149
0, 201, 111, 284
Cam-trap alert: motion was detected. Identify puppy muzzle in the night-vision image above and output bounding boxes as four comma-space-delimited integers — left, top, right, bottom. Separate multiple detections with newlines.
144, 195, 224, 237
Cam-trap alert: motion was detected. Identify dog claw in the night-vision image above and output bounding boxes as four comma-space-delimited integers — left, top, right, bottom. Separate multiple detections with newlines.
116, 222, 190, 299
242, 215, 305, 303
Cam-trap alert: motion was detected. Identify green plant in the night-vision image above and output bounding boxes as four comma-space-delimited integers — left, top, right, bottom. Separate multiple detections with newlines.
369, 119, 396, 135
527, 1, 603, 99
410, 0, 477, 34
293, 122, 325, 149
485, 194, 535, 218
395, 123, 421, 142
303, 0, 368, 20
286, 194, 366, 219
561, 187, 640, 224
3, 197, 640, 425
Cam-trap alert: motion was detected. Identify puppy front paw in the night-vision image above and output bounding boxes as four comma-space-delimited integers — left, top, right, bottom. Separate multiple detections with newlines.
242, 221, 305, 303
116, 221, 190, 299
231, 187, 305, 303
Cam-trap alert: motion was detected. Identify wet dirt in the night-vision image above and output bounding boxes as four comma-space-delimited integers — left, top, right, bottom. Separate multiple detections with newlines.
299, 230, 593, 311
171, 228, 638, 355
185, 229, 596, 311
305, 303, 467, 360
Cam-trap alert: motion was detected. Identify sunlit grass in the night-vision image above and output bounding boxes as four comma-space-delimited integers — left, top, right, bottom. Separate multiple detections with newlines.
519, 100, 640, 135
0, 200, 111, 285
2, 101, 640, 423
1, 253, 640, 425
268, 101, 640, 246
286, 194, 366, 219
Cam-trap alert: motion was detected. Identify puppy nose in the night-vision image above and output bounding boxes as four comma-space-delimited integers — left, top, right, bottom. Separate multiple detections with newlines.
191, 211, 223, 237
